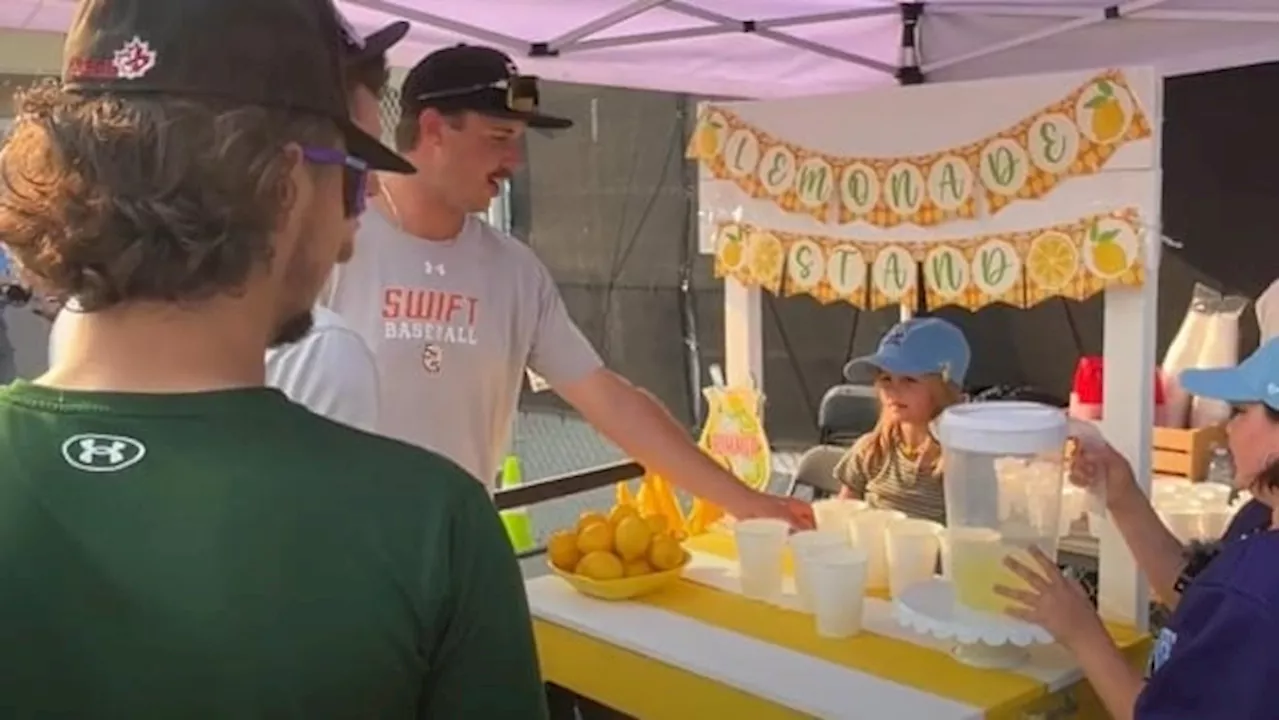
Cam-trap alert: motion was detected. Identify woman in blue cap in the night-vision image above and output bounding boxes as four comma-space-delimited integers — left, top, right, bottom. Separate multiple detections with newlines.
835, 317, 972, 525
995, 337, 1278, 720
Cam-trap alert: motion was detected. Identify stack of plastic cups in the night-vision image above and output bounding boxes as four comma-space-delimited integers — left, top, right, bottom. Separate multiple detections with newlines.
849, 509, 906, 592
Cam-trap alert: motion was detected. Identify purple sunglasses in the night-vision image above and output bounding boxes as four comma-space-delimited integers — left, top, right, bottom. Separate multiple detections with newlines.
302, 146, 370, 218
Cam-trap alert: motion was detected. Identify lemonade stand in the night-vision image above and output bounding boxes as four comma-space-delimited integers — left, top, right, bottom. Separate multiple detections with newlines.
528, 66, 1161, 719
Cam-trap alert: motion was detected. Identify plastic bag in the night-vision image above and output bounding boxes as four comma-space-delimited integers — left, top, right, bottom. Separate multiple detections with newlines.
1160, 284, 1218, 429
1189, 294, 1247, 428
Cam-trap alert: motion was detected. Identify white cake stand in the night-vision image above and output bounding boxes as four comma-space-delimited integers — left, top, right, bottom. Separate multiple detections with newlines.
894, 578, 1055, 669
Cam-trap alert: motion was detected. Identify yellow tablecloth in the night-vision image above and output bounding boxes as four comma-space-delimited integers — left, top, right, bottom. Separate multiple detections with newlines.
533, 532, 1150, 719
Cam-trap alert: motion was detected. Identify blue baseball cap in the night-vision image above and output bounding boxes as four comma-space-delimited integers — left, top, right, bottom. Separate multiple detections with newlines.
1179, 337, 1279, 411
844, 317, 971, 387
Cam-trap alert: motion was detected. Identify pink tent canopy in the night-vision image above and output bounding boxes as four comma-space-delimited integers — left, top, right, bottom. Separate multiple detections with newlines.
2, 1, 1275, 97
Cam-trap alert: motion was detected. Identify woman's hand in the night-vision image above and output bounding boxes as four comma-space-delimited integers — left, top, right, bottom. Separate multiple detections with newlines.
1068, 433, 1140, 511
994, 546, 1108, 652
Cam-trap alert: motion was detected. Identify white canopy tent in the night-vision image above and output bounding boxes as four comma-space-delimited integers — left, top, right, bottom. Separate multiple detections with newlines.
3, 0, 1274, 97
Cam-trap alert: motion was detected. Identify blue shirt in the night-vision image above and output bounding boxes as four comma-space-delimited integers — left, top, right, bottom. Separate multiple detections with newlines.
1222, 499, 1270, 542
1136, 529, 1278, 719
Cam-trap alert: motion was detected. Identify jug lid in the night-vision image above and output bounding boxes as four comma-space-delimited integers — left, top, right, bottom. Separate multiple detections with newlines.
938, 401, 1067, 455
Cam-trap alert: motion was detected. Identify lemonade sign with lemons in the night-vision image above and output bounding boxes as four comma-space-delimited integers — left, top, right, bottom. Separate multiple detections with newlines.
698, 384, 771, 491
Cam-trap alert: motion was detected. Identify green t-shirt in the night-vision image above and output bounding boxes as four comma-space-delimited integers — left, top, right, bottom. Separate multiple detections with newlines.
0, 381, 548, 719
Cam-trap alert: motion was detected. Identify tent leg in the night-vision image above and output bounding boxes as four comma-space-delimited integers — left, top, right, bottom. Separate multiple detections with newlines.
724, 279, 763, 390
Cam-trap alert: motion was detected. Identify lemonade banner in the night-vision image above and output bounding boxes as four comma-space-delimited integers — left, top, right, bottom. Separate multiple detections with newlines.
712, 208, 1144, 311
687, 69, 1151, 229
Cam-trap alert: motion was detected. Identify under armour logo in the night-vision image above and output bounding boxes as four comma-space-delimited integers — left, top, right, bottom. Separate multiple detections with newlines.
1268, 383, 1278, 397
60, 433, 147, 473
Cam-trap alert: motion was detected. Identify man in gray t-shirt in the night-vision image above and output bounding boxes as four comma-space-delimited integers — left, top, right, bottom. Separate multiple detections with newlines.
325, 45, 812, 528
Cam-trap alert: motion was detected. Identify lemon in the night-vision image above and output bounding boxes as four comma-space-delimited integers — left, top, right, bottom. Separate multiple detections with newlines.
576, 551, 625, 581
614, 516, 653, 562
642, 514, 669, 536
624, 559, 654, 577
576, 521, 613, 555
547, 530, 580, 572
649, 535, 685, 571
576, 511, 609, 533
608, 503, 638, 527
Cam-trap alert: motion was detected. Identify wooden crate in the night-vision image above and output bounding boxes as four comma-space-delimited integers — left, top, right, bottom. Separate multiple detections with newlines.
1152, 425, 1226, 481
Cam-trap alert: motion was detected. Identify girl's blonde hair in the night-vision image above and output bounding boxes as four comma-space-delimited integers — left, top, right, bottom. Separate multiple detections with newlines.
855, 373, 963, 475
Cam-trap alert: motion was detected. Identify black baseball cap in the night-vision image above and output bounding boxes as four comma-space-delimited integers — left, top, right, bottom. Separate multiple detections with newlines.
345, 20, 410, 65
61, 0, 414, 174
402, 45, 573, 130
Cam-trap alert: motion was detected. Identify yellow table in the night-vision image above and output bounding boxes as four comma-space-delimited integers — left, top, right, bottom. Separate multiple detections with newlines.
529, 533, 1150, 719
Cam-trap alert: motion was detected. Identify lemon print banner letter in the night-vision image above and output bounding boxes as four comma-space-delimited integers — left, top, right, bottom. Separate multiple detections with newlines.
691, 70, 1151, 225
869, 245, 918, 309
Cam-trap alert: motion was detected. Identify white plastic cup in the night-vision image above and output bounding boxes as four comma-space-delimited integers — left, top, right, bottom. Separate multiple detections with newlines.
1160, 508, 1205, 543
789, 530, 849, 612
812, 498, 866, 538
885, 518, 943, 599
808, 546, 869, 638
848, 509, 906, 591
734, 518, 791, 601
1201, 506, 1233, 541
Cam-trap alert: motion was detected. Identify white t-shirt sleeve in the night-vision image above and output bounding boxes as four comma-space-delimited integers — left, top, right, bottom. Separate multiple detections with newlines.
266, 326, 380, 433
1256, 278, 1278, 341
526, 259, 602, 388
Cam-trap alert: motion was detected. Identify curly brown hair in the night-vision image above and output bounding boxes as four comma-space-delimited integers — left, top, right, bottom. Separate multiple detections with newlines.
0, 80, 339, 311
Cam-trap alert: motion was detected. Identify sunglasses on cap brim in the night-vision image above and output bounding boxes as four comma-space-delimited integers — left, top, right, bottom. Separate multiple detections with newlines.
416, 75, 541, 114
302, 147, 369, 218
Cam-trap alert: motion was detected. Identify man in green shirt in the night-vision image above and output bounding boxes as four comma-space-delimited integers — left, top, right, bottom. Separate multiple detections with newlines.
0, 1, 547, 718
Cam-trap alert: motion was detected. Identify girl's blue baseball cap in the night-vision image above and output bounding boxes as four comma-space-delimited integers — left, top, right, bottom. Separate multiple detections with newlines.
1179, 337, 1279, 411
844, 317, 971, 387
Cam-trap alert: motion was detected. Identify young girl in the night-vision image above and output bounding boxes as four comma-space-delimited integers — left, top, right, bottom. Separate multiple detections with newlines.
835, 317, 971, 525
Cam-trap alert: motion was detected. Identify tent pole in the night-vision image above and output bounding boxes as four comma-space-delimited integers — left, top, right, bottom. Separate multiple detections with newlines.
342, 0, 530, 52
546, 0, 672, 53
664, 1, 898, 74
922, 0, 1170, 74
898, 3, 925, 321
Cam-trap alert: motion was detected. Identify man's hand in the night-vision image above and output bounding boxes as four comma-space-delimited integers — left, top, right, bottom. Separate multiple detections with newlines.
729, 490, 815, 530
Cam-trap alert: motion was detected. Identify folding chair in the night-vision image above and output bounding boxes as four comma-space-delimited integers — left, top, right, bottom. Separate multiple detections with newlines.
817, 384, 879, 446
785, 444, 848, 501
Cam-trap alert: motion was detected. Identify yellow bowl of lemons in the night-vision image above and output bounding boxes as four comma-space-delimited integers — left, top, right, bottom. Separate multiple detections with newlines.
547, 504, 691, 601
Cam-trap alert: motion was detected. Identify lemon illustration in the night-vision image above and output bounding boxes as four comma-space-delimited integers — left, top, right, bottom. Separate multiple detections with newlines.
747, 231, 784, 286
576, 520, 614, 555
547, 530, 581, 572
1083, 81, 1127, 143
1026, 231, 1079, 291
696, 123, 722, 158
1088, 222, 1128, 277
575, 551, 625, 581
718, 226, 745, 271
624, 559, 654, 577
649, 535, 685, 571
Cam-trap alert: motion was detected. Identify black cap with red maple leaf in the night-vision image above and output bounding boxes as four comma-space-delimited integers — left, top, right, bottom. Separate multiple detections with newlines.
61, 0, 413, 174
